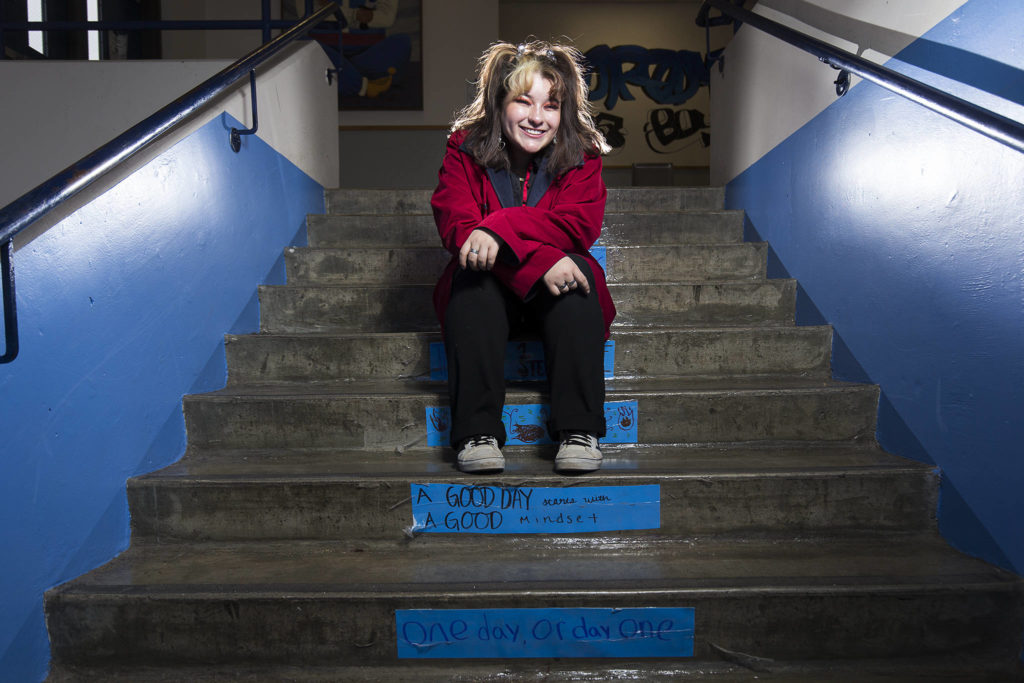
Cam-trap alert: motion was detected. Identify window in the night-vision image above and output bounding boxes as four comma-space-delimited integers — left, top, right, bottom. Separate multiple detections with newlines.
27, 0, 43, 53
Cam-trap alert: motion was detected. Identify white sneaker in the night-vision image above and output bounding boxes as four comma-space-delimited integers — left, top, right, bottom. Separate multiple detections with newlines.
555, 432, 602, 473
457, 435, 504, 473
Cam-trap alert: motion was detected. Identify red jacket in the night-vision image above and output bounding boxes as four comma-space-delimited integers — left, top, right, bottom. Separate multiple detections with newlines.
431, 130, 616, 339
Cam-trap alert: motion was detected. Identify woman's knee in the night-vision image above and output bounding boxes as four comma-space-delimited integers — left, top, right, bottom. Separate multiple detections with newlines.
449, 270, 506, 309
446, 270, 516, 337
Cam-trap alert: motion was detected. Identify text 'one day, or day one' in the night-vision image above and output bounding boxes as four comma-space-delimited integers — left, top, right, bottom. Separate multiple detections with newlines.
396, 607, 695, 658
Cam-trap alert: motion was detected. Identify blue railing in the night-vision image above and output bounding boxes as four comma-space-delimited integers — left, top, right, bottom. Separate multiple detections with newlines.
698, 0, 1024, 155
0, 2, 343, 363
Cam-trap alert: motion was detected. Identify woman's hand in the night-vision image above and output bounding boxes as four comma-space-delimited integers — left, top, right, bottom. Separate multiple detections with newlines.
542, 256, 591, 296
459, 229, 501, 270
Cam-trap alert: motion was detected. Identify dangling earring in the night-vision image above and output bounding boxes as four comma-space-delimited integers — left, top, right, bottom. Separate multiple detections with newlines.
498, 136, 506, 151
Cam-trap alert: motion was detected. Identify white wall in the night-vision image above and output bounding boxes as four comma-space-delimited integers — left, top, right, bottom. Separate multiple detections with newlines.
1, 42, 339, 246
711, 0, 968, 185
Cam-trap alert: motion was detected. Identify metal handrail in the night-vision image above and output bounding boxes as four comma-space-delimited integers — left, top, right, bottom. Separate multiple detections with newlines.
698, 0, 1024, 155
0, 2, 342, 362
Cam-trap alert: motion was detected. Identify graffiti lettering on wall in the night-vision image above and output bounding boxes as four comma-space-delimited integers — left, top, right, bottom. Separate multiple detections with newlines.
585, 44, 707, 110
584, 44, 720, 156
645, 108, 710, 154
594, 112, 628, 151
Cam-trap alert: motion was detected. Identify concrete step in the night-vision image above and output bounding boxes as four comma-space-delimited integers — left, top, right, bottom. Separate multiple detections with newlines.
225, 326, 832, 385
307, 211, 744, 248
324, 186, 726, 215
326, 188, 433, 215
127, 445, 936, 542
46, 535, 1024, 668
182, 377, 878, 450
258, 280, 796, 334
45, 658, 1024, 682
284, 243, 768, 285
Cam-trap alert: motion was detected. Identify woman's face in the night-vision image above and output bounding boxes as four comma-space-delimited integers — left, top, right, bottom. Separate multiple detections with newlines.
501, 72, 561, 165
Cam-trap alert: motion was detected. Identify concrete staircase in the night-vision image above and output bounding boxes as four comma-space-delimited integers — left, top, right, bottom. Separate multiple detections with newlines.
45, 187, 1024, 680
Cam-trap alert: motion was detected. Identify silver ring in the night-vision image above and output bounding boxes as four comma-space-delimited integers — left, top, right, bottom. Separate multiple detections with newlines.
469, 248, 479, 254
561, 282, 570, 290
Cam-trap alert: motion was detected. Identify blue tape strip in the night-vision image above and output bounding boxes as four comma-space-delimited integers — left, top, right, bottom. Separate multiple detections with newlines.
590, 245, 607, 271
410, 483, 660, 534
396, 607, 694, 659
425, 400, 637, 447
603, 398, 637, 443
428, 342, 447, 381
430, 340, 615, 382
603, 340, 615, 378
509, 341, 548, 381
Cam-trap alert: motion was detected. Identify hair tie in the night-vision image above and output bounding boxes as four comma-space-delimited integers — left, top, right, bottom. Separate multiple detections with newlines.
514, 44, 556, 64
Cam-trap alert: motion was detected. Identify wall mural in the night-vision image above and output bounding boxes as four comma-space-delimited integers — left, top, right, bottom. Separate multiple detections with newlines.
585, 44, 721, 160
284, 0, 423, 111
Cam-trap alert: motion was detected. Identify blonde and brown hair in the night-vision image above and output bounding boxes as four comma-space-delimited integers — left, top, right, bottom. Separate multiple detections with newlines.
452, 40, 610, 177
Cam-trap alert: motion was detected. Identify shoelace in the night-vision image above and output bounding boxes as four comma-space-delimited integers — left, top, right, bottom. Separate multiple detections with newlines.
561, 432, 594, 447
465, 435, 496, 448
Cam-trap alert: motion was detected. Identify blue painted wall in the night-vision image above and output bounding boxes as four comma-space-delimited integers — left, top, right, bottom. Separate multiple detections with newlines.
0, 113, 323, 681
726, 0, 1024, 576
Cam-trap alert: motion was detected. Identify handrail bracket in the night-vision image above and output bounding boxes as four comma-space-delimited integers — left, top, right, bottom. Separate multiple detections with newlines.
230, 71, 259, 153
820, 58, 852, 97
1, 239, 18, 364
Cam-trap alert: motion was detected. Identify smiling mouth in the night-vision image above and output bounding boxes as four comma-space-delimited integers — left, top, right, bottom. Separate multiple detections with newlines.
520, 127, 548, 137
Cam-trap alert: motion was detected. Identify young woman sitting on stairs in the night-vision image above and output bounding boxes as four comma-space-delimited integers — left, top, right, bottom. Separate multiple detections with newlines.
431, 40, 615, 475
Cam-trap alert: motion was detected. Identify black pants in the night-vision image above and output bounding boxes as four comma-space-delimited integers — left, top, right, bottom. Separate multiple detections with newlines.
444, 254, 606, 450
